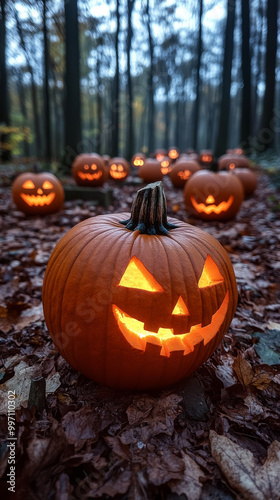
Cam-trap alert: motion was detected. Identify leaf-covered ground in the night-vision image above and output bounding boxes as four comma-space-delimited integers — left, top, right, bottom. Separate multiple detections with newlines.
0, 170, 280, 500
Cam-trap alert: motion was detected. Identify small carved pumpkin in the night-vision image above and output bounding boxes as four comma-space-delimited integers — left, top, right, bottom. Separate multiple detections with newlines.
218, 154, 250, 171
199, 150, 213, 166
154, 149, 168, 162
231, 168, 258, 197
170, 159, 201, 188
168, 147, 179, 161
12, 171, 64, 215
42, 182, 238, 390
160, 157, 172, 175
131, 153, 146, 168
72, 153, 106, 187
138, 159, 163, 183
109, 157, 130, 181
226, 148, 244, 155
184, 170, 244, 221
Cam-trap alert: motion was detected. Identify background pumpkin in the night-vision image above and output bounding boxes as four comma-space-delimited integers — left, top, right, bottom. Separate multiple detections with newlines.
12, 171, 64, 215
138, 158, 164, 183
184, 170, 244, 221
109, 157, 130, 180
42, 182, 238, 390
231, 168, 258, 196
72, 153, 106, 187
170, 158, 201, 188
131, 152, 146, 168
218, 153, 250, 171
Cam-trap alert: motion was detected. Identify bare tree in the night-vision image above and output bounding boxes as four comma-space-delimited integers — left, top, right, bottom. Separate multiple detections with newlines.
0, 0, 11, 160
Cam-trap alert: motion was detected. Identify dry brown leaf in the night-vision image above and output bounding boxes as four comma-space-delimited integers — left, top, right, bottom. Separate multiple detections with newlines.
169, 451, 205, 500
210, 430, 280, 500
233, 353, 254, 386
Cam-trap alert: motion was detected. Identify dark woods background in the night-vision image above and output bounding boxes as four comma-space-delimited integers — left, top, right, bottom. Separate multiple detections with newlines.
0, 0, 279, 166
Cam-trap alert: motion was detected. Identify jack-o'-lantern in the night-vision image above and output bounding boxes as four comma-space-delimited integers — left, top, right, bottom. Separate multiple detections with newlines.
168, 147, 179, 161
218, 154, 250, 171
138, 159, 163, 183
131, 153, 146, 168
226, 148, 244, 156
160, 157, 172, 175
72, 153, 106, 187
109, 157, 130, 181
153, 149, 167, 162
170, 159, 201, 188
199, 150, 213, 166
184, 170, 244, 221
231, 168, 258, 197
42, 181, 238, 390
12, 171, 64, 215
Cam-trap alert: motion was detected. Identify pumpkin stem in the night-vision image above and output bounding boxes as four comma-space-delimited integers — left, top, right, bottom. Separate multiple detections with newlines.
120, 181, 178, 235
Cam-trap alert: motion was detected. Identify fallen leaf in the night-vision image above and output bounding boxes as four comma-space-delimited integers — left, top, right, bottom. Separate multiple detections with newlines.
210, 430, 280, 500
169, 451, 205, 500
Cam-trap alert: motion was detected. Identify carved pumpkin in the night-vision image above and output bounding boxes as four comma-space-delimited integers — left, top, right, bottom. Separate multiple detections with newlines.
160, 157, 172, 175
231, 168, 258, 197
218, 154, 250, 171
170, 159, 201, 188
226, 148, 244, 155
138, 159, 163, 183
72, 153, 106, 187
131, 153, 146, 168
184, 170, 244, 221
154, 149, 168, 162
109, 157, 130, 181
199, 150, 213, 166
168, 147, 179, 161
12, 171, 64, 215
42, 182, 238, 390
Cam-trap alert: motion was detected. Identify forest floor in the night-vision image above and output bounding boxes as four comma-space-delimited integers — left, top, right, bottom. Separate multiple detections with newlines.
0, 167, 280, 500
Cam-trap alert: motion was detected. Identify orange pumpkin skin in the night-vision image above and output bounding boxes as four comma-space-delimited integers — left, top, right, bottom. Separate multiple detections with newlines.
109, 157, 130, 181
139, 159, 163, 183
218, 154, 250, 171
184, 170, 244, 221
231, 168, 258, 197
42, 182, 238, 390
72, 153, 106, 187
12, 172, 64, 215
170, 159, 201, 188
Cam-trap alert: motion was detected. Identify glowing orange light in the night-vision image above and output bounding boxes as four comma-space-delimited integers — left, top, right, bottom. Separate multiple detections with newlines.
22, 180, 35, 189
42, 180, 54, 189
172, 296, 189, 315
206, 195, 215, 204
78, 171, 102, 181
229, 163, 236, 170
169, 149, 179, 160
20, 193, 55, 207
190, 195, 234, 214
178, 170, 191, 180
118, 256, 164, 292
198, 255, 224, 288
112, 292, 229, 356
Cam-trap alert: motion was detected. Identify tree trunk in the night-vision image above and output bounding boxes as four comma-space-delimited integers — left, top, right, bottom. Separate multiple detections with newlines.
0, 0, 11, 160
111, 0, 120, 156
14, 8, 42, 158
258, 0, 278, 150
214, 0, 236, 157
96, 53, 102, 154
15, 69, 30, 157
251, 0, 264, 134
64, 0, 82, 166
43, 0, 51, 162
146, 0, 155, 154
193, 0, 203, 152
240, 0, 251, 150
126, 0, 135, 160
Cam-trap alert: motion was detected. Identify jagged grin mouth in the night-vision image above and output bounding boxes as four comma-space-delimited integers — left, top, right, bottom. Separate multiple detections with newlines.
112, 291, 229, 357
191, 196, 234, 214
20, 193, 55, 206
78, 172, 102, 180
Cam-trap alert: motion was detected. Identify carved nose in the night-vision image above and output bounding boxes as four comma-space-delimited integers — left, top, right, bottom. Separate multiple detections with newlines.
206, 195, 215, 204
37, 188, 43, 194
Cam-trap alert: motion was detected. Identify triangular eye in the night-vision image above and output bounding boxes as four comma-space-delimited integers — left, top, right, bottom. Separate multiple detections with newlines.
118, 256, 164, 292
42, 180, 53, 189
198, 255, 224, 288
172, 296, 189, 316
22, 180, 35, 189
